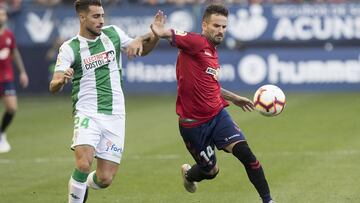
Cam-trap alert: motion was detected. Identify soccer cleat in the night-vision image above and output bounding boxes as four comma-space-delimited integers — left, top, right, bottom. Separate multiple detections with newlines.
83, 187, 89, 203
181, 164, 197, 193
267, 200, 276, 203
0, 134, 11, 153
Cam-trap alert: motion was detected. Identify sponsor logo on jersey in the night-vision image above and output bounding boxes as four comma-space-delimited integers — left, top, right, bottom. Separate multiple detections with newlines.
224, 134, 241, 142
105, 141, 123, 154
204, 51, 212, 57
83, 50, 116, 70
206, 67, 219, 81
0, 48, 10, 60
70, 193, 80, 200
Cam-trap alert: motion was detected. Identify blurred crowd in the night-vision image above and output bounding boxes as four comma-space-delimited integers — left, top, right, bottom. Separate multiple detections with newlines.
0, 0, 357, 13
141, 0, 351, 7
0, 0, 21, 13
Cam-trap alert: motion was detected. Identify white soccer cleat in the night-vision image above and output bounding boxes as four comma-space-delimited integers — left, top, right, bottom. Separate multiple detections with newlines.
0, 134, 11, 153
268, 200, 276, 203
181, 164, 197, 193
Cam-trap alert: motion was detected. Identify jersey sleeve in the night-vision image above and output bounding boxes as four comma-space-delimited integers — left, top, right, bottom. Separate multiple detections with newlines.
171, 29, 206, 54
54, 43, 74, 72
112, 25, 134, 49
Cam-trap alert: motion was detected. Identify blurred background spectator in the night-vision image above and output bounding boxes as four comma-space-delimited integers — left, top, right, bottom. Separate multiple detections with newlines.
0, 0, 22, 13
34, 0, 61, 7
0, 0, 349, 8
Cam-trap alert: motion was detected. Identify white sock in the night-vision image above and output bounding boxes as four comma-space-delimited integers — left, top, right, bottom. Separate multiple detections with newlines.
68, 177, 87, 203
86, 171, 102, 190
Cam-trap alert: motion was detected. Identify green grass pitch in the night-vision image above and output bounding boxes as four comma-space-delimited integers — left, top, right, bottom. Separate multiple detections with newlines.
0, 92, 359, 203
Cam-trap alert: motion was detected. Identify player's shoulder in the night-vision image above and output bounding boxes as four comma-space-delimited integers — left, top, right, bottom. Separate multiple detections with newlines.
61, 37, 73, 45
59, 36, 79, 53
4, 28, 14, 34
173, 29, 197, 36
102, 24, 118, 30
3, 28, 15, 37
102, 25, 132, 43
191, 32, 207, 41
174, 30, 205, 41
102, 25, 124, 34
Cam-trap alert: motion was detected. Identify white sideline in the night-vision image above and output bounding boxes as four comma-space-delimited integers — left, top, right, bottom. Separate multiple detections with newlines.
0, 154, 181, 164
0, 150, 358, 165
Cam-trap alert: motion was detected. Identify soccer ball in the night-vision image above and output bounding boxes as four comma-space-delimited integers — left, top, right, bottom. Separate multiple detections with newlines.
253, 84, 286, 117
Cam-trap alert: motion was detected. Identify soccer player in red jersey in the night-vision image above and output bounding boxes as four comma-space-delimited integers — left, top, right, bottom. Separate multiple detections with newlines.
0, 6, 29, 153
151, 4, 275, 203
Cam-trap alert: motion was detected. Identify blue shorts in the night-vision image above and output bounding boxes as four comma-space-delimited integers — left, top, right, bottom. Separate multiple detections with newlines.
179, 108, 246, 172
0, 82, 16, 97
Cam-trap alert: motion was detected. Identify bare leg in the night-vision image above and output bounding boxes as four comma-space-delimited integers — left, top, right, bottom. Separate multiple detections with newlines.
68, 145, 95, 203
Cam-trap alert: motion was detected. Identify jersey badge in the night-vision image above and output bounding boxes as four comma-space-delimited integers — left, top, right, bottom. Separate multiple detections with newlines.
206, 67, 219, 81
174, 30, 187, 36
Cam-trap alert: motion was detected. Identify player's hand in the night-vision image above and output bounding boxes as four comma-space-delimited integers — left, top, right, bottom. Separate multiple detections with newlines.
126, 38, 143, 59
19, 72, 29, 88
64, 68, 74, 84
232, 96, 254, 112
150, 10, 167, 37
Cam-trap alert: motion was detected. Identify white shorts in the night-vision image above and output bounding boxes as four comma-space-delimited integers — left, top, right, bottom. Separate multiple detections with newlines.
71, 112, 125, 164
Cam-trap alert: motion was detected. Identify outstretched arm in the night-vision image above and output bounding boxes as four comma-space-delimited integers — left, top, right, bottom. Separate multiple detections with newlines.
127, 10, 168, 58
127, 32, 159, 58
150, 10, 172, 42
139, 32, 159, 56
221, 88, 254, 112
13, 47, 29, 88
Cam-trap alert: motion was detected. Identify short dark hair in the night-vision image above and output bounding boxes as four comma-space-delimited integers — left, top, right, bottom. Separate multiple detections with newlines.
202, 4, 229, 22
74, 0, 102, 13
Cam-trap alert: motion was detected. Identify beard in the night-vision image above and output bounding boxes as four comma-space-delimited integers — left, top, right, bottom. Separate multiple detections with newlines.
86, 27, 101, 37
210, 35, 224, 46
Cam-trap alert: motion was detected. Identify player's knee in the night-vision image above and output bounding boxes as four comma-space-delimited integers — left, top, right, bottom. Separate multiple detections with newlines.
76, 160, 92, 173
5, 101, 17, 113
202, 166, 219, 180
232, 141, 257, 165
6, 109, 16, 115
95, 173, 114, 188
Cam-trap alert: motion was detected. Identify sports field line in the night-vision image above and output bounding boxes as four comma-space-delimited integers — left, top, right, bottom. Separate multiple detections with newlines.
0, 149, 358, 164
0, 154, 181, 164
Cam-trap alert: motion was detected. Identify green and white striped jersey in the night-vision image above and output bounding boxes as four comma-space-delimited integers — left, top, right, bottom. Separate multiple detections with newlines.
55, 25, 133, 115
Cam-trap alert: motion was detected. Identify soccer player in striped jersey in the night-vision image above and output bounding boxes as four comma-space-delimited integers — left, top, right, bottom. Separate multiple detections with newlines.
151, 4, 275, 203
49, 0, 161, 202
0, 6, 29, 153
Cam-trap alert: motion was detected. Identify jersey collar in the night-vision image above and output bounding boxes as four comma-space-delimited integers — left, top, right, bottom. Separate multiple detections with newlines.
77, 32, 102, 42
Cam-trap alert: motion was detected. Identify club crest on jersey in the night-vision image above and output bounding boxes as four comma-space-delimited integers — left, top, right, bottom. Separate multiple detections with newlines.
206, 67, 219, 81
83, 50, 116, 70
5, 38, 12, 46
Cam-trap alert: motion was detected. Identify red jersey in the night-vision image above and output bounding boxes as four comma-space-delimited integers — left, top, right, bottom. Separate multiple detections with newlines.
171, 29, 229, 127
0, 29, 16, 82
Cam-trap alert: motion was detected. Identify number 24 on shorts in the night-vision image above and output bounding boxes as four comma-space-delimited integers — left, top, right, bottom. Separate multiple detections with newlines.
74, 116, 90, 129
